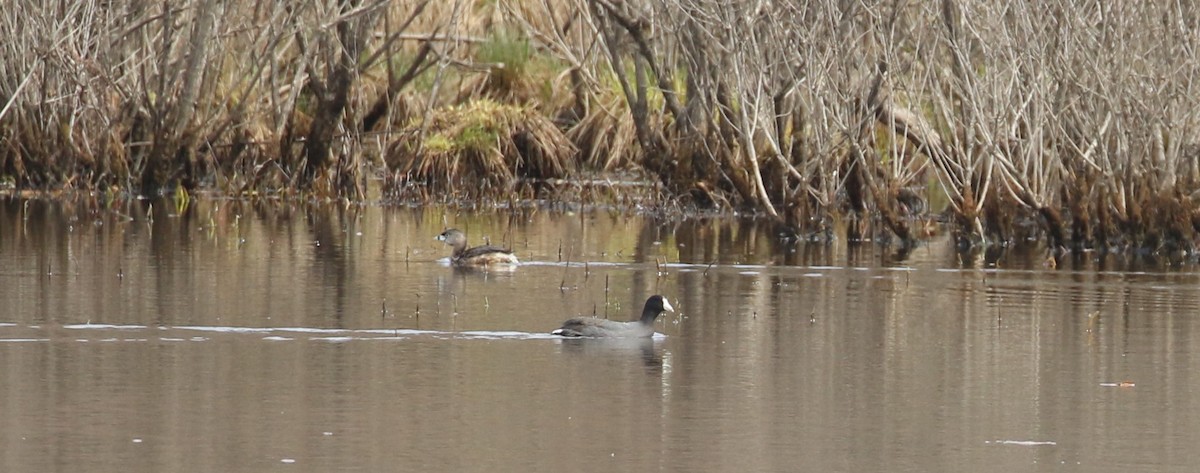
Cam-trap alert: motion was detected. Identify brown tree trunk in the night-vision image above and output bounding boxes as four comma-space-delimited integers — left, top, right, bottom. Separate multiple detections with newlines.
303, 0, 376, 195
141, 0, 218, 195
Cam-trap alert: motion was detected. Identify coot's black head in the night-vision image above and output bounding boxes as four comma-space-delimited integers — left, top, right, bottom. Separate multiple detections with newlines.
639, 295, 674, 324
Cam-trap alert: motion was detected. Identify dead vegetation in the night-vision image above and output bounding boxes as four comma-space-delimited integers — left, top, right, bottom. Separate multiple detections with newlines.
383, 99, 574, 199
578, 0, 1200, 251
3, 0, 1200, 253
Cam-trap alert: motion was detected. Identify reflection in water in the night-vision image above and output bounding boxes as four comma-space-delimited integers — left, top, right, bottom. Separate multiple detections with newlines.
558, 337, 665, 373
2, 196, 1200, 472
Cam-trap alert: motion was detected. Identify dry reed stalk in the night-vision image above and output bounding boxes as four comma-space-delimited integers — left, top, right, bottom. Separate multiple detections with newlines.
1, 0, 460, 196
573, 0, 1200, 249
5, 0, 1200, 251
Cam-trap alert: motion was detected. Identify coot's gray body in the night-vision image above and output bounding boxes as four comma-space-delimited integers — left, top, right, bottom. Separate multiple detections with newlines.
552, 295, 674, 338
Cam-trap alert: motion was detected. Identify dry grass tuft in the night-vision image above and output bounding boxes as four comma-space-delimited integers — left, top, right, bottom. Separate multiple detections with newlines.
384, 99, 575, 198
567, 93, 637, 171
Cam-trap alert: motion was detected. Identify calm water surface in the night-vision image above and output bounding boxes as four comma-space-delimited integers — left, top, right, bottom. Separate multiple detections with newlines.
2, 197, 1199, 472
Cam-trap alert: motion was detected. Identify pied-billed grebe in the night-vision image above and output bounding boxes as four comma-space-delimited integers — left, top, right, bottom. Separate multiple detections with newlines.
435, 228, 520, 267
552, 295, 674, 338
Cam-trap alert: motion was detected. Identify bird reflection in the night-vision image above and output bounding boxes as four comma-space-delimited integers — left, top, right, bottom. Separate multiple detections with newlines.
450, 264, 517, 276
557, 337, 664, 372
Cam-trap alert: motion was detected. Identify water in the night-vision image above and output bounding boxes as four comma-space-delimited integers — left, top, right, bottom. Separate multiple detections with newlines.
2, 196, 1200, 472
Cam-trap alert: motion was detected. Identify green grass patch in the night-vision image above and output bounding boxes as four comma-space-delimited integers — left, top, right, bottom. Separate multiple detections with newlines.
477, 29, 533, 78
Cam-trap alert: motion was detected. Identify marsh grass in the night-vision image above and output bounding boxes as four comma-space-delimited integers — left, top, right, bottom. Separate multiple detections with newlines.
6, 0, 1200, 254
383, 99, 574, 199
571, 0, 1200, 252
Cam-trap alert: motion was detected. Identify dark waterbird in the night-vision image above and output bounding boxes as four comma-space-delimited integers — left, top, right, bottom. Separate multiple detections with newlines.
435, 228, 520, 267
552, 295, 674, 338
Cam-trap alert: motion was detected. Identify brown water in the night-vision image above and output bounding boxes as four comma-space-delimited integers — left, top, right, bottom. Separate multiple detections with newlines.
2, 197, 1200, 472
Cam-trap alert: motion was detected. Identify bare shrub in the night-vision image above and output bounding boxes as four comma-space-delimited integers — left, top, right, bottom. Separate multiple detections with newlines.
578, 0, 1200, 248
6, 0, 1200, 251
0, 0, 439, 196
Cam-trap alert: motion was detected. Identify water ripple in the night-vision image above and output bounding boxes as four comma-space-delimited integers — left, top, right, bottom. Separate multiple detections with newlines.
2, 323, 637, 342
